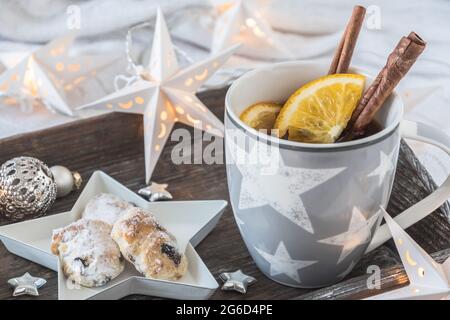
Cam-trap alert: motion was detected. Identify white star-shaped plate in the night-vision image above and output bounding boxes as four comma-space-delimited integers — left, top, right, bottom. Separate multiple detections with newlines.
0, 171, 227, 300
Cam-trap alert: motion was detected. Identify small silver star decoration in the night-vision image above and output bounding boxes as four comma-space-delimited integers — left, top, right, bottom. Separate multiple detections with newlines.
219, 270, 256, 294
138, 182, 173, 202
8, 272, 46, 297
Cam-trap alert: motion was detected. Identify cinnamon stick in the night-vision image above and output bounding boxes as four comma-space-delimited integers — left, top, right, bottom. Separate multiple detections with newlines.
328, 5, 366, 74
345, 32, 426, 138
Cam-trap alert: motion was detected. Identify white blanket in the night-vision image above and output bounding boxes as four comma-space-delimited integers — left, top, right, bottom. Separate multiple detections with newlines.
1, 0, 449, 184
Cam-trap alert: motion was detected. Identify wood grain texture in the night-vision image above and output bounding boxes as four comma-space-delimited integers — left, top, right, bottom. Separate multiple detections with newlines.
0, 88, 449, 300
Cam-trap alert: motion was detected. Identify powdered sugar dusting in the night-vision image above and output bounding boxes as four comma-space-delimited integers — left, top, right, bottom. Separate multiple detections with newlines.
82, 193, 133, 225
52, 219, 124, 288
111, 207, 188, 280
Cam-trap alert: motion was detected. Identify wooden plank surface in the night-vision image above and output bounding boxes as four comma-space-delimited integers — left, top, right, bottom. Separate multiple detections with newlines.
0, 88, 449, 300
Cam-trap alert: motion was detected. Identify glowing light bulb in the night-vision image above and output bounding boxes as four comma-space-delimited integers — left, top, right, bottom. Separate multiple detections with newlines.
23, 59, 39, 97
184, 78, 193, 87
135, 96, 145, 104
165, 100, 174, 111
246, 18, 257, 28
67, 64, 81, 72
217, 2, 234, 14
158, 123, 167, 138
119, 101, 133, 109
187, 114, 200, 124
195, 102, 207, 112
253, 26, 266, 38
73, 76, 86, 85
194, 69, 208, 81
55, 62, 65, 72
405, 250, 417, 266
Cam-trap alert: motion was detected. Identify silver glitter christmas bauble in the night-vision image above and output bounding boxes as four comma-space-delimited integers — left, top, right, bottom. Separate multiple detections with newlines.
0, 157, 57, 221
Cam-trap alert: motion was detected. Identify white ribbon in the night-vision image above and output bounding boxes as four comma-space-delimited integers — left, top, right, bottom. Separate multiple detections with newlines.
114, 20, 196, 91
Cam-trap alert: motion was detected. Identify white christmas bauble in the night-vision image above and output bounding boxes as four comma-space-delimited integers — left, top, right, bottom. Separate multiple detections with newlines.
50, 165, 78, 198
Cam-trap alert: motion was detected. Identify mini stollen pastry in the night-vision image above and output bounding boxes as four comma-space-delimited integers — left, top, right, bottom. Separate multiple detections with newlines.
111, 207, 188, 280
82, 193, 133, 225
51, 219, 125, 287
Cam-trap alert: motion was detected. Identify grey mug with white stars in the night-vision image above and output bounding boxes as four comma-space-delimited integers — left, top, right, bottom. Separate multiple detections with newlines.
224, 61, 450, 288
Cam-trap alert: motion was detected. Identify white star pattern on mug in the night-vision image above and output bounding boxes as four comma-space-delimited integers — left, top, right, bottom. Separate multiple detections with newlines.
227, 138, 346, 234
368, 149, 396, 186
255, 242, 317, 284
318, 207, 380, 264
238, 160, 345, 234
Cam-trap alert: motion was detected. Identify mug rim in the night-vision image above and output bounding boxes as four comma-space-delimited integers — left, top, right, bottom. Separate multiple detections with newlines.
225, 61, 404, 151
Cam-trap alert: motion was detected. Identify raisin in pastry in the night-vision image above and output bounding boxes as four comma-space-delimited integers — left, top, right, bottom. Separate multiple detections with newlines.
51, 219, 124, 287
111, 207, 188, 280
82, 193, 133, 226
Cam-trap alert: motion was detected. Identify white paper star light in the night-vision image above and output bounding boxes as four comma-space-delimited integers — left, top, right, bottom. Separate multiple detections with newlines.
367, 208, 450, 300
255, 242, 317, 284
212, 0, 293, 57
0, 34, 117, 116
319, 207, 380, 264
79, 8, 239, 183
0, 51, 30, 69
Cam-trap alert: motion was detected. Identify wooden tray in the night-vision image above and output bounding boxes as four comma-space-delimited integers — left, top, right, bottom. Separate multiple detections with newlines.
0, 88, 449, 300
